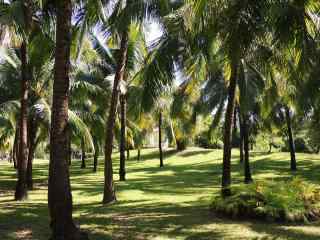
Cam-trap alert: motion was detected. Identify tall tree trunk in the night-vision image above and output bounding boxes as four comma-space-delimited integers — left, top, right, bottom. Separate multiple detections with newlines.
67, 127, 72, 166
81, 139, 86, 169
159, 112, 164, 167
268, 143, 272, 154
137, 148, 141, 161
221, 63, 238, 197
13, 129, 18, 169
93, 150, 98, 173
285, 106, 297, 171
238, 107, 244, 163
243, 115, 253, 184
26, 118, 38, 190
103, 31, 128, 204
48, 1, 88, 239
233, 106, 237, 134
119, 94, 126, 181
15, 40, 29, 201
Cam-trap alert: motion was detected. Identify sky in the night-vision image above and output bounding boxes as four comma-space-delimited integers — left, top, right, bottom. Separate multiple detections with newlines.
144, 22, 163, 46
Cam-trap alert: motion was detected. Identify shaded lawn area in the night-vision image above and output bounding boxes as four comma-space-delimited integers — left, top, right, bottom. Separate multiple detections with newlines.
1, 148, 320, 239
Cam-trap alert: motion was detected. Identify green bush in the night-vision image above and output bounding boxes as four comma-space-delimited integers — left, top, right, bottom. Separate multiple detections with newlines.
281, 137, 312, 153
195, 133, 223, 149
211, 178, 320, 223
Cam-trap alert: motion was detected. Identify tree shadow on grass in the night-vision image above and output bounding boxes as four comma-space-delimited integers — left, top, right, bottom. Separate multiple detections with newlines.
77, 200, 233, 240
248, 222, 320, 240
1, 149, 320, 240
251, 155, 320, 184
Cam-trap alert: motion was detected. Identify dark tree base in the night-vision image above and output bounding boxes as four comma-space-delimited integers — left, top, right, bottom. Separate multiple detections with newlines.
119, 173, 126, 181
27, 181, 33, 190
15, 182, 28, 201
102, 196, 116, 205
221, 187, 231, 198
291, 166, 297, 171
49, 229, 89, 240
244, 178, 253, 184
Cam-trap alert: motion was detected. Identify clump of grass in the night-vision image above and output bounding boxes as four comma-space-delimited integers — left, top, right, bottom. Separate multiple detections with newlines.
211, 178, 320, 223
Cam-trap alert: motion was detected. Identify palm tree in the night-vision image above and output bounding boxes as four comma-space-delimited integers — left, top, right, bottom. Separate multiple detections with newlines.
102, 0, 177, 202
103, 29, 128, 203
0, 0, 34, 200
47, 1, 88, 238
265, 0, 320, 171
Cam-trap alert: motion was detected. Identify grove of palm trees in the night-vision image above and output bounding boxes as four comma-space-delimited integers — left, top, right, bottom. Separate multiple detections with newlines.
1, 0, 320, 239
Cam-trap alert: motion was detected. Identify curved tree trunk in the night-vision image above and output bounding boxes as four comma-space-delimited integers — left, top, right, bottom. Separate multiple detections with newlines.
119, 94, 126, 181
159, 112, 164, 167
81, 139, 86, 169
285, 106, 297, 171
15, 40, 29, 201
243, 115, 253, 184
221, 63, 238, 197
48, 1, 88, 239
103, 31, 128, 204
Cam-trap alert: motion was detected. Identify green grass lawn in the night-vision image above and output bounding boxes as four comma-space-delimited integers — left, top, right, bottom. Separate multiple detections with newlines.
1, 148, 320, 240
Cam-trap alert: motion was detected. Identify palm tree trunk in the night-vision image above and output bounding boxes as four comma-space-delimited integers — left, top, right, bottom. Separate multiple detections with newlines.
221, 63, 238, 197
26, 118, 38, 190
268, 143, 272, 154
243, 115, 252, 183
103, 31, 129, 204
119, 94, 126, 181
137, 148, 141, 161
81, 139, 86, 169
15, 40, 29, 201
159, 112, 164, 167
285, 106, 297, 171
238, 107, 244, 163
48, 1, 88, 239
13, 129, 18, 169
15, 0, 34, 202
93, 151, 98, 173
233, 106, 237, 134
67, 127, 71, 166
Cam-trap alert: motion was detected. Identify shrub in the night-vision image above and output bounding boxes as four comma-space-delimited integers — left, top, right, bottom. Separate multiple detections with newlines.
196, 134, 223, 149
281, 137, 312, 153
211, 178, 320, 223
